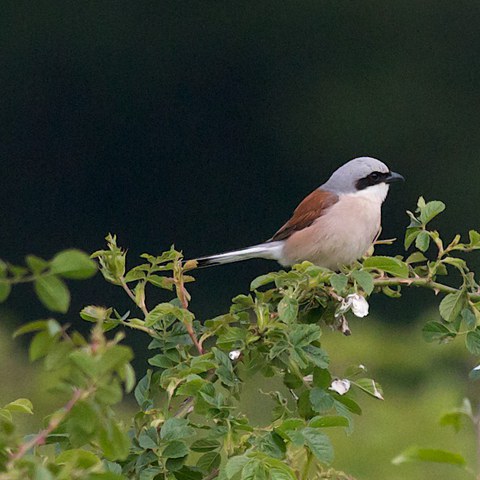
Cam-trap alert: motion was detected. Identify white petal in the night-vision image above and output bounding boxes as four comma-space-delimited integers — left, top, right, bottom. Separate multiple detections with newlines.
228, 350, 241, 361
348, 294, 369, 318
329, 379, 351, 395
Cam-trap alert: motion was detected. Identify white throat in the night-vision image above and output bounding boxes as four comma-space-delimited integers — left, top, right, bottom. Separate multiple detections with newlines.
350, 183, 389, 204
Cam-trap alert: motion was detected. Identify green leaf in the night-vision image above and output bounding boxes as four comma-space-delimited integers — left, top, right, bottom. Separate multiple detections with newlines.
277, 296, 298, 323
25, 255, 48, 274
138, 428, 158, 449
330, 273, 348, 294
439, 291, 466, 323
98, 421, 130, 461
352, 378, 384, 400
174, 467, 203, 480
34, 275, 70, 313
29, 331, 57, 361
406, 252, 427, 264
4, 398, 33, 415
197, 452, 220, 472
0, 282, 11, 303
309, 388, 334, 413
56, 449, 100, 468
161, 418, 195, 442
392, 446, 466, 467
163, 440, 189, 459
418, 200, 446, 224
50, 249, 97, 279
190, 438, 220, 452
250, 273, 278, 290
147, 275, 174, 290
14, 319, 61, 338
309, 415, 349, 428
466, 330, 480, 355
363, 256, 409, 278
462, 308, 477, 329
351, 270, 374, 295
405, 227, 420, 249
302, 427, 334, 464
440, 399, 473, 432
422, 322, 455, 343
145, 303, 194, 327
415, 231, 430, 252
225, 455, 249, 479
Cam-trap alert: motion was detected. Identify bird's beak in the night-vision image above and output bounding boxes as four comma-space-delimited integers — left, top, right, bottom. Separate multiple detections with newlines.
385, 171, 405, 183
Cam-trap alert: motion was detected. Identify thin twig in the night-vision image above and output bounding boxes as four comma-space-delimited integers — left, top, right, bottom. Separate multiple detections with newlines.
7, 388, 87, 468
120, 277, 149, 317
373, 277, 480, 301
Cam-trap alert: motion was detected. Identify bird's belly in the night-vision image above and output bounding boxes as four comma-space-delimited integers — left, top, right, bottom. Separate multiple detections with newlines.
280, 195, 381, 269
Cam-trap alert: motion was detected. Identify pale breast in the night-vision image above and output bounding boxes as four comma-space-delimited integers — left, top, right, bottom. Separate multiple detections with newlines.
280, 193, 382, 269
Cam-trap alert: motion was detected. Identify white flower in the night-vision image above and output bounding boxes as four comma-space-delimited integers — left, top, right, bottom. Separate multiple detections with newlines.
228, 350, 241, 361
329, 379, 351, 395
349, 294, 369, 317
336, 293, 369, 318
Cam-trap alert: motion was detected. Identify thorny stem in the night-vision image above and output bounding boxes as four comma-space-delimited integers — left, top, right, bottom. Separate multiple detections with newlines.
373, 276, 480, 301
7, 388, 88, 468
174, 263, 203, 355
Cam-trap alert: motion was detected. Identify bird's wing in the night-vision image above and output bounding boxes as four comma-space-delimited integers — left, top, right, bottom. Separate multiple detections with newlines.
269, 189, 339, 241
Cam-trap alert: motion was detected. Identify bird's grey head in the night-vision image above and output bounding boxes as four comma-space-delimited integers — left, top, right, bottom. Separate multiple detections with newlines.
321, 156, 404, 195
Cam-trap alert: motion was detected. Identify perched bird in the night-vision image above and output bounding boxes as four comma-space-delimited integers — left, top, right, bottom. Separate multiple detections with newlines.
194, 157, 404, 270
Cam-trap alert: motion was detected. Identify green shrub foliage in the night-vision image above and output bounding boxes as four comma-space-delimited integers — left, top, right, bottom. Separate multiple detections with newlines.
0, 198, 479, 479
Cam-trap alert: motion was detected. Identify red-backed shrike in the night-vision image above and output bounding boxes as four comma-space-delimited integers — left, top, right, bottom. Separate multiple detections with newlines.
195, 157, 404, 270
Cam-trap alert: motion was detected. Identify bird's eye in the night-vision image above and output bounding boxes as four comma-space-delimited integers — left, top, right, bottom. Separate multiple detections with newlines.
369, 172, 380, 181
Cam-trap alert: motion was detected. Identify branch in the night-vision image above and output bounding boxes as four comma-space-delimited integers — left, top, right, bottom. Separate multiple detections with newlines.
373, 276, 480, 301
7, 388, 87, 468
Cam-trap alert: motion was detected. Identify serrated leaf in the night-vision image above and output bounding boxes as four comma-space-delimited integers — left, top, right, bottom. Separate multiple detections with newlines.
392, 446, 466, 467
161, 418, 195, 442
466, 330, 480, 355
190, 438, 220, 452
363, 256, 409, 278
250, 273, 277, 290
418, 200, 446, 225
439, 291, 466, 323
162, 440, 189, 458
309, 388, 334, 413
461, 308, 477, 329
351, 270, 374, 295
225, 455, 249, 479
302, 427, 334, 464
196, 452, 220, 472
415, 231, 430, 252
406, 252, 427, 264
50, 249, 97, 279
405, 227, 420, 249
277, 296, 298, 323
34, 275, 70, 313
330, 273, 348, 294
422, 321, 455, 343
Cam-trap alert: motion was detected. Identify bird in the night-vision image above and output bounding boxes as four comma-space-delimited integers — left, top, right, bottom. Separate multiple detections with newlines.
194, 157, 404, 271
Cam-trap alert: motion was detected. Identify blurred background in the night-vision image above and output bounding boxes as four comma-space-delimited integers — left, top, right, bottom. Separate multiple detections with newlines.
1, 1, 480, 478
